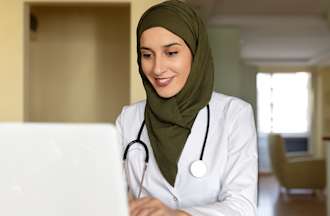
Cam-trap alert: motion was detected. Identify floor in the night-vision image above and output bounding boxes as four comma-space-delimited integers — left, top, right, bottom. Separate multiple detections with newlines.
257, 175, 326, 216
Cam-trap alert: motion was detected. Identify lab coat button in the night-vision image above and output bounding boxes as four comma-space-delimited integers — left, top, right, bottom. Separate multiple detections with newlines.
173, 196, 178, 202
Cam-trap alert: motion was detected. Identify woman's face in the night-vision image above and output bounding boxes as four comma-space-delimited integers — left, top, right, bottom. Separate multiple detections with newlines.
140, 27, 192, 98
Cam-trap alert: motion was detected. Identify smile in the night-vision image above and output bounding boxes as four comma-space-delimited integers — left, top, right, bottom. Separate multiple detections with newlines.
154, 77, 173, 87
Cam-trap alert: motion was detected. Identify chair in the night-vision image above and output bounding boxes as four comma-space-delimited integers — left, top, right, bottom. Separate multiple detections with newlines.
268, 134, 326, 192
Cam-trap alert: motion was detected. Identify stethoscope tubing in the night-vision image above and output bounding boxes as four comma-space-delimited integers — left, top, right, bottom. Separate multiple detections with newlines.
122, 104, 210, 197
123, 104, 210, 163
199, 104, 210, 160
122, 120, 149, 163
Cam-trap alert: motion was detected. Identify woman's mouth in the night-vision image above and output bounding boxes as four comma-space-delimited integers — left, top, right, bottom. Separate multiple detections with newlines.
154, 77, 173, 87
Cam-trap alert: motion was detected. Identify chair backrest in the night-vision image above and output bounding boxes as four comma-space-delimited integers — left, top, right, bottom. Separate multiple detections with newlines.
268, 133, 287, 184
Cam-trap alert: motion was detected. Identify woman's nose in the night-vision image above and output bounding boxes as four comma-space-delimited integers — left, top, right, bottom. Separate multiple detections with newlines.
153, 55, 165, 76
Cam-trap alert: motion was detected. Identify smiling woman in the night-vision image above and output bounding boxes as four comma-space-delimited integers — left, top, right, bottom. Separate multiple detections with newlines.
116, 1, 258, 216
140, 27, 192, 98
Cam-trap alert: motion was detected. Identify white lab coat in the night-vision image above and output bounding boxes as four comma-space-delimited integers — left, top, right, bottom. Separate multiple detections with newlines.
116, 92, 258, 216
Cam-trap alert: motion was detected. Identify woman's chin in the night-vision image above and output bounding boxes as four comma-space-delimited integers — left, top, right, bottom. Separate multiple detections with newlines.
150, 78, 183, 98
155, 88, 178, 98
156, 91, 175, 98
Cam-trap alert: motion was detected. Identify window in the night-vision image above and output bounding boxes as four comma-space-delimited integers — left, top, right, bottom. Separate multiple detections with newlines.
257, 72, 311, 136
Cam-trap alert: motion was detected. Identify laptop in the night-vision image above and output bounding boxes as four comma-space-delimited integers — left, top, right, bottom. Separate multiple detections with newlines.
0, 123, 128, 216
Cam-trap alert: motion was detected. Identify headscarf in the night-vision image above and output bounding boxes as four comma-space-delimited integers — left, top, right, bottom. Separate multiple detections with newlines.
137, 0, 214, 186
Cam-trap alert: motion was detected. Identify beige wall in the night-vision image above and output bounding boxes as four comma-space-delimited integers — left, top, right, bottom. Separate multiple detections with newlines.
310, 67, 330, 157
310, 69, 324, 158
0, 0, 162, 122
0, 1, 24, 121
319, 67, 330, 136
28, 5, 130, 123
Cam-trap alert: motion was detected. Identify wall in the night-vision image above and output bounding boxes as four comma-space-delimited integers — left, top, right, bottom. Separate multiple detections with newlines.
240, 62, 257, 116
320, 68, 330, 136
28, 5, 129, 123
310, 70, 323, 157
311, 67, 330, 158
208, 27, 242, 97
208, 26, 257, 109
0, 0, 24, 121
321, 0, 330, 28
0, 0, 162, 122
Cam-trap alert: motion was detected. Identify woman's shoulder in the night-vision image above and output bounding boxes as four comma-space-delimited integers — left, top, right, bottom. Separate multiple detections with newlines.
210, 91, 253, 116
116, 100, 146, 140
117, 100, 146, 125
120, 100, 146, 116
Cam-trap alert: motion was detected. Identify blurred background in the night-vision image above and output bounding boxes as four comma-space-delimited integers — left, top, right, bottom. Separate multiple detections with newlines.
0, 0, 330, 215
188, 0, 330, 215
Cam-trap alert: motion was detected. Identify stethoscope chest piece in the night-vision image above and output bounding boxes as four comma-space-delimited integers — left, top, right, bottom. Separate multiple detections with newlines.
190, 160, 207, 178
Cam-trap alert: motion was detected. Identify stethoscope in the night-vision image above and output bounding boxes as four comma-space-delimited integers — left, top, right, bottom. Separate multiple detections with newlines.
123, 104, 210, 198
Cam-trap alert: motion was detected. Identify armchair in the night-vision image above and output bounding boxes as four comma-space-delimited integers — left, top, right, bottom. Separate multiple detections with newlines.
268, 134, 326, 191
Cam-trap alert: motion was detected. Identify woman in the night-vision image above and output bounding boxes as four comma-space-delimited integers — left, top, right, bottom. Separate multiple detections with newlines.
116, 1, 258, 215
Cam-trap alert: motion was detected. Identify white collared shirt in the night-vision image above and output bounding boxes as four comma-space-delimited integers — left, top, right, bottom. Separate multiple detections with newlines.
116, 92, 258, 216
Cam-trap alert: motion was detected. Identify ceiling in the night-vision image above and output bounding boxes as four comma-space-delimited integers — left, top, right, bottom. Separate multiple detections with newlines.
187, 0, 330, 67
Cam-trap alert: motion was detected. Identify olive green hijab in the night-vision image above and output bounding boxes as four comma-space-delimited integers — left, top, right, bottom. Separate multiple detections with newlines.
137, 0, 214, 186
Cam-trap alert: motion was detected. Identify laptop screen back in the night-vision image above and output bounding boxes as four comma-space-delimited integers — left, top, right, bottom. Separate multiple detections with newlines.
0, 123, 128, 216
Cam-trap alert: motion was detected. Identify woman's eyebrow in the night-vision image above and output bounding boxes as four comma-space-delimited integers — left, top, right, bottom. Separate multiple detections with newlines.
140, 47, 152, 51
140, 43, 182, 50
164, 42, 182, 48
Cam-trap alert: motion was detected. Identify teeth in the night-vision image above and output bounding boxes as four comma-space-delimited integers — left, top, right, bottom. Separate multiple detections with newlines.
157, 78, 170, 84
155, 77, 172, 87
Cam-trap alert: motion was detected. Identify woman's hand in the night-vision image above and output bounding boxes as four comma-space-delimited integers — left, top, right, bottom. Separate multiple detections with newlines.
129, 197, 190, 216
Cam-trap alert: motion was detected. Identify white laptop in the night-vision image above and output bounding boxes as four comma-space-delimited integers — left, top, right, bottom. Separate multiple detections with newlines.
0, 123, 128, 216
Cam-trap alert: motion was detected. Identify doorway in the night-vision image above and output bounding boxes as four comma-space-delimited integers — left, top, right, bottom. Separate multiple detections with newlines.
24, 3, 130, 123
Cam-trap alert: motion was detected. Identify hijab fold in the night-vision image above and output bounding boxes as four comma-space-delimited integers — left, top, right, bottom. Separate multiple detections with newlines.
137, 0, 214, 186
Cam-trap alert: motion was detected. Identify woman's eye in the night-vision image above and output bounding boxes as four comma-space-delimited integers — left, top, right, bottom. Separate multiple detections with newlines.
142, 53, 152, 59
167, 51, 178, 56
